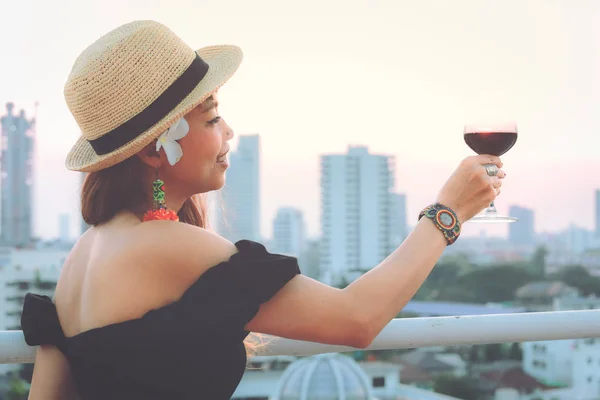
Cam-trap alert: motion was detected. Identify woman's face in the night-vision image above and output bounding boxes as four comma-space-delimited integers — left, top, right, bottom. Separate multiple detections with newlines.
160, 92, 234, 196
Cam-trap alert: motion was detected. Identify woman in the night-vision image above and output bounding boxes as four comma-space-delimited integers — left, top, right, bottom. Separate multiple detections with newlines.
20, 20, 505, 399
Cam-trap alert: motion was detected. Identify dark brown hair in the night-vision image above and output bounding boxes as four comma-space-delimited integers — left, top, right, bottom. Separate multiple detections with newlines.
80, 155, 208, 227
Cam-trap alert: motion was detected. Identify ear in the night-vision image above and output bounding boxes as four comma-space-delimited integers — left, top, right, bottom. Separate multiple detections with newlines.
136, 141, 164, 169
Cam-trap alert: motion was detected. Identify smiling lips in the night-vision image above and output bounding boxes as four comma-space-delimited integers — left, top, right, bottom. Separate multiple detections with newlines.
216, 150, 229, 163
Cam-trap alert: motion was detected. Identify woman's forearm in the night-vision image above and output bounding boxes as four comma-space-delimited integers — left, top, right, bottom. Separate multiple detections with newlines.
343, 217, 447, 343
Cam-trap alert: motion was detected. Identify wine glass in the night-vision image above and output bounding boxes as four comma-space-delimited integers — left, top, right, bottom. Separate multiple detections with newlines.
464, 122, 518, 223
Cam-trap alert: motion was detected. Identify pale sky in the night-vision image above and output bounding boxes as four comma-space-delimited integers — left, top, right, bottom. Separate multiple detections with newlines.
1, 0, 599, 240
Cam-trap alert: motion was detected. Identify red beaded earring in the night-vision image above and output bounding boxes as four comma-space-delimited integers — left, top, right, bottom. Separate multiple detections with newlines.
143, 170, 179, 222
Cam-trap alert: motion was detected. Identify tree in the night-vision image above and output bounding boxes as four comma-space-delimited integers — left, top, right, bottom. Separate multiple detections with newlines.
415, 262, 538, 304
434, 374, 479, 400
415, 261, 463, 301
452, 264, 536, 303
436, 285, 478, 303
427, 261, 463, 285
7, 377, 29, 400
468, 345, 480, 363
509, 342, 523, 361
351, 351, 366, 361
484, 343, 503, 362
551, 265, 600, 296
19, 363, 34, 383
529, 246, 548, 278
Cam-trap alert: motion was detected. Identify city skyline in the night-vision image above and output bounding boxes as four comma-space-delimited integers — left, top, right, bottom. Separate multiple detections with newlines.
1, 112, 599, 242
1, 109, 598, 242
2, 0, 600, 240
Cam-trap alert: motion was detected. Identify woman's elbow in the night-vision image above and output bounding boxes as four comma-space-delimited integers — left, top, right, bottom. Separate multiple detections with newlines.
338, 314, 375, 349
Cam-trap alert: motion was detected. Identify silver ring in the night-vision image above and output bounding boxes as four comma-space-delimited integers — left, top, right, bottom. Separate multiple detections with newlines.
484, 164, 499, 176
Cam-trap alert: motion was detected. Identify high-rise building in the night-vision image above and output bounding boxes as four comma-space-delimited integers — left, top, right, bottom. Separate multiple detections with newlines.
320, 146, 395, 286
389, 193, 408, 248
272, 207, 305, 258
508, 205, 535, 246
215, 135, 261, 242
565, 224, 594, 255
0, 103, 36, 247
299, 238, 321, 280
595, 189, 600, 239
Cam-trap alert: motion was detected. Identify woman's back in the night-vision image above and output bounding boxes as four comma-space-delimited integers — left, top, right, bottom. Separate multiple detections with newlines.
23, 216, 302, 399
54, 212, 207, 340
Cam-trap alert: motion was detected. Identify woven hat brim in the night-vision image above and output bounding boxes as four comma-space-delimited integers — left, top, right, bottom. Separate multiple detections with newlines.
65, 45, 243, 172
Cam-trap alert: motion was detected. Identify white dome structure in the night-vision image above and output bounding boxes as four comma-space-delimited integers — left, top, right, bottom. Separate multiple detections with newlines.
271, 353, 375, 400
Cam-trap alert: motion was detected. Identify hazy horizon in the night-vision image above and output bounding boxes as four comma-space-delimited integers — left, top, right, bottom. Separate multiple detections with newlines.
2, 0, 599, 240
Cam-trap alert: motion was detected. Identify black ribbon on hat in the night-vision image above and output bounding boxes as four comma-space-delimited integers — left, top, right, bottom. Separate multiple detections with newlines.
88, 54, 209, 156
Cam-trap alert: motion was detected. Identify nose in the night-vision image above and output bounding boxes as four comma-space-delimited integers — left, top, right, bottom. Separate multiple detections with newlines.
224, 120, 234, 141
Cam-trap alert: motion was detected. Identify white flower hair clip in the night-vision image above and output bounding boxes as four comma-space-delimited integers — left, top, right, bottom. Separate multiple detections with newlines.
156, 118, 190, 166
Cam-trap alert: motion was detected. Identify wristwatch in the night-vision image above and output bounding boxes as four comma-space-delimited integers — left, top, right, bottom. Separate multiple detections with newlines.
418, 203, 461, 245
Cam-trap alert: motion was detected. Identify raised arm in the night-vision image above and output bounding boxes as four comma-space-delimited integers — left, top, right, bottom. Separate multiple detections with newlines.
245, 155, 504, 348
244, 217, 447, 348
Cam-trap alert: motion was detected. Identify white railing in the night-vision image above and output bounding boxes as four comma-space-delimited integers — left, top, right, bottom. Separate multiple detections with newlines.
2, 309, 600, 363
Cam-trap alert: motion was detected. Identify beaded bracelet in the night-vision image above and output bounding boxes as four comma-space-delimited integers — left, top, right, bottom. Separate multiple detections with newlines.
418, 203, 461, 245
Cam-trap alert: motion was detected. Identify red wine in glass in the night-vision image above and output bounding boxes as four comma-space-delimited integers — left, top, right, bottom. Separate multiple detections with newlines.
464, 131, 517, 156
464, 122, 518, 223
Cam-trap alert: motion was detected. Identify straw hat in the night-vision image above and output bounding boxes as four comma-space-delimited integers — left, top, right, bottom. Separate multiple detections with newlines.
64, 20, 243, 172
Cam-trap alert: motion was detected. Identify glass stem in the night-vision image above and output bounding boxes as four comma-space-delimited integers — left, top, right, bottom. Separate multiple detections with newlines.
483, 163, 498, 214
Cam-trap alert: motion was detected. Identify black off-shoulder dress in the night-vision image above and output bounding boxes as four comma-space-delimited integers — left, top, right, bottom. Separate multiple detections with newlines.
20, 240, 301, 399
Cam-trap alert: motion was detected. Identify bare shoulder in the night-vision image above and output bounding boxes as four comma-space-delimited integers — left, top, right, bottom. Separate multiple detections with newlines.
130, 221, 238, 283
